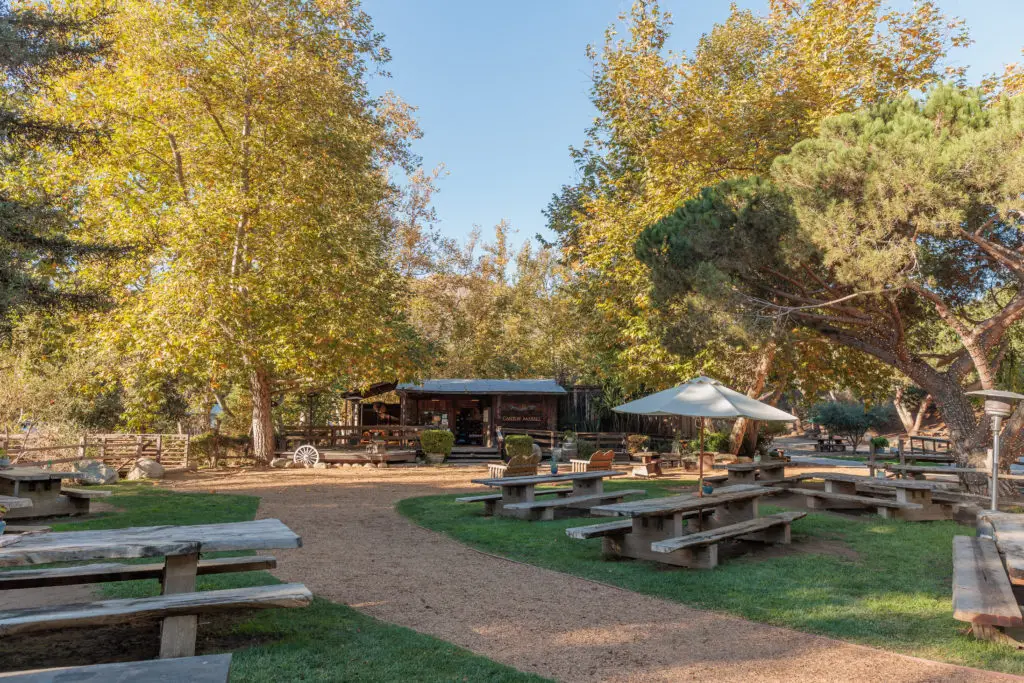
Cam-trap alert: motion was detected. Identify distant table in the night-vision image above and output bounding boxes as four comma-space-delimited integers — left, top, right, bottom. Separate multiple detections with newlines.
0, 468, 83, 520
721, 460, 787, 484
589, 484, 778, 565
471, 470, 625, 517
817, 437, 847, 453
632, 452, 662, 478
803, 472, 953, 521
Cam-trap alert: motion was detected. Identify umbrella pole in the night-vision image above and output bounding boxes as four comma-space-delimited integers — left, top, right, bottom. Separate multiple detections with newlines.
698, 418, 705, 498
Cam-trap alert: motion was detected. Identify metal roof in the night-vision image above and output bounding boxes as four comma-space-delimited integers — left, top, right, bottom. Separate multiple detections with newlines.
396, 379, 567, 395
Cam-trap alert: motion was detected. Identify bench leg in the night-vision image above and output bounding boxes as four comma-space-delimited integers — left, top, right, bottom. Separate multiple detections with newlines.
742, 523, 791, 545
160, 551, 199, 659
527, 507, 555, 522
674, 544, 718, 569
483, 500, 496, 516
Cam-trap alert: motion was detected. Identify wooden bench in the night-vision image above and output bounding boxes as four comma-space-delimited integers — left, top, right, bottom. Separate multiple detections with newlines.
0, 654, 232, 682
952, 535, 1023, 642
784, 487, 922, 519
0, 583, 311, 638
704, 474, 729, 489
487, 454, 540, 479
566, 509, 715, 540
502, 489, 645, 521
58, 487, 112, 513
649, 511, 807, 569
0, 555, 278, 590
456, 487, 572, 515
570, 450, 615, 473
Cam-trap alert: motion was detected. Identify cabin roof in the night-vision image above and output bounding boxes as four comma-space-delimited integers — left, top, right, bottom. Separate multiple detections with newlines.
396, 379, 567, 395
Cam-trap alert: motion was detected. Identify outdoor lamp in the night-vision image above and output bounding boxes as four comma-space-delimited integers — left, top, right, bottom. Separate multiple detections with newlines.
966, 389, 1024, 511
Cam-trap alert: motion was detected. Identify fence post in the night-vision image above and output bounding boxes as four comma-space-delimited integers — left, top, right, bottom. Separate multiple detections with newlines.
184, 433, 191, 469
156, 434, 163, 463
135, 434, 143, 462
100, 436, 107, 461
898, 438, 905, 467
77, 436, 86, 461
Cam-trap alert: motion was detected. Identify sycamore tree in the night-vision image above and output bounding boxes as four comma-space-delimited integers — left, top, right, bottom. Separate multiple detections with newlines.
24, 0, 426, 462
548, 0, 968, 412
638, 87, 1024, 489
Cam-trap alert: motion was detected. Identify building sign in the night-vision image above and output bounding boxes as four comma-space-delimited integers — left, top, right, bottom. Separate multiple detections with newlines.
501, 401, 544, 424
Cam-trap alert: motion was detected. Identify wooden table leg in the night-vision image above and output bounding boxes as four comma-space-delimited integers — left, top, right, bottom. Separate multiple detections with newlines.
159, 549, 200, 659
573, 478, 603, 495
496, 485, 535, 517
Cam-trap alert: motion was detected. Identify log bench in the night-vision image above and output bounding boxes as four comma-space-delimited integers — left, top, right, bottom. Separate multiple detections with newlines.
456, 487, 572, 515
649, 511, 807, 569
952, 535, 1023, 643
784, 487, 923, 519
0, 555, 278, 590
0, 654, 233, 682
502, 489, 645, 521
0, 583, 311, 638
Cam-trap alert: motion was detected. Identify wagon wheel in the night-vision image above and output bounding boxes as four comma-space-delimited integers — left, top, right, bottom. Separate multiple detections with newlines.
293, 444, 320, 468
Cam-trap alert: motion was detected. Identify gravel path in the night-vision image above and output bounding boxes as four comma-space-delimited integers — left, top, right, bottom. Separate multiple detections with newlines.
170, 467, 1019, 683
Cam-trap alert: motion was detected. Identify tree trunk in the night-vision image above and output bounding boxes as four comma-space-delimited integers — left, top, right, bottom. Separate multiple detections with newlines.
249, 367, 275, 465
730, 342, 777, 455
894, 387, 914, 433
932, 386, 990, 493
910, 395, 933, 435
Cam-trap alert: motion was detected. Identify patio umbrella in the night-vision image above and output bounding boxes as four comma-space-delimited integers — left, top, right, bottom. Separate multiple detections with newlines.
612, 376, 798, 495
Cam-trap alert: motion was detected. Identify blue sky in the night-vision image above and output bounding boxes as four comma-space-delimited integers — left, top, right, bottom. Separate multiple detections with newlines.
364, 0, 1024, 247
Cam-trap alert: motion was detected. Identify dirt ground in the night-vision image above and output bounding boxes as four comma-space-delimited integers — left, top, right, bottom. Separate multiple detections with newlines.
140, 464, 1017, 683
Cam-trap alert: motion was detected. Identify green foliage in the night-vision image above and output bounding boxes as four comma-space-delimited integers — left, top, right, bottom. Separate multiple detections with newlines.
504, 434, 534, 460
576, 440, 597, 460
812, 402, 891, 451
420, 429, 454, 457
188, 432, 251, 467
703, 430, 731, 453
399, 489, 1021, 675
871, 436, 891, 450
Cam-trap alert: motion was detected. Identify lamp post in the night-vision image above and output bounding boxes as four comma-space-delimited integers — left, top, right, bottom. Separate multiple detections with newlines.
966, 389, 1024, 511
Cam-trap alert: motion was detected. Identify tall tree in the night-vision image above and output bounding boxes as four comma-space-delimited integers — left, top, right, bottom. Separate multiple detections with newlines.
638, 87, 1024, 488
28, 0, 426, 462
0, 1, 110, 330
549, 0, 968, 398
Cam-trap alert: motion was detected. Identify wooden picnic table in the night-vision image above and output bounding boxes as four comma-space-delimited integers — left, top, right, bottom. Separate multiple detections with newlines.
719, 460, 787, 484
587, 485, 781, 566
632, 452, 662, 478
0, 518, 304, 658
470, 470, 627, 519
978, 512, 1024, 586
0, 468, 85, 520
795, 472, 954, 520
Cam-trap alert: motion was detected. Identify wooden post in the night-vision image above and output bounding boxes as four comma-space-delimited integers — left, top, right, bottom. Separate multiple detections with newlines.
156, 434, 163, 463
77, 436, 86, 461
159, 549, 200, 658
135, 435, 143, 464
868, 442, 876, 478
184, 433, 191, 469
898, 438, 906, 467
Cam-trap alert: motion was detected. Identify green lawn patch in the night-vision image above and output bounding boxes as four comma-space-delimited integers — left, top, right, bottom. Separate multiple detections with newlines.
42, 483, 548, 683
397, 479, 1023, 675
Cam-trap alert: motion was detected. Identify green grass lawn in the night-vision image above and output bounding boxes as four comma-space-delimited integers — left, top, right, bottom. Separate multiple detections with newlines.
37, 483, 549, 683
397, 479, 1023, 676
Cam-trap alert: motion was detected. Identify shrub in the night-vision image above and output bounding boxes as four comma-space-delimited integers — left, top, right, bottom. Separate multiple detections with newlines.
189, 432, 251, 467
576, 440, 597, 460
870, 436, 890, 450
625, 434, 649, 454
755, 422, 788, 456
504, 434, 534, 460
811, 402, 891, 452
703, 430, 732, 453
420, 429, 454, 458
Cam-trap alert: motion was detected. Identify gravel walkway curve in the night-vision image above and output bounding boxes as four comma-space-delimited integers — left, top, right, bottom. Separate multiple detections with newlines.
170, 467, 1020, 683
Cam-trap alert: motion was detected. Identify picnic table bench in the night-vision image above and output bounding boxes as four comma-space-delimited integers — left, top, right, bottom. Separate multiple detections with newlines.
0, 519, 310, 659
572, 485, 798, 569
0, 653, 233, 682
715, 460, 787, 485
0, 469, 92, 520
776, 472, 951, 521
952, 533, 1022, 643
464, 470, 642, 520
886, 464, 984, 480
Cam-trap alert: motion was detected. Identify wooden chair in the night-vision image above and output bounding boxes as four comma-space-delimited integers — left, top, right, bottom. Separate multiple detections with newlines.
570, 449, 615, 473
487, 453, 540, 479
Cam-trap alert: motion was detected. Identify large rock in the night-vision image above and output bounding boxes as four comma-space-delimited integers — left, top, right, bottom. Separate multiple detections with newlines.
73, 460, 119, 485
126, 457, 165, 481
312, 461, 327, 469
270, 457, 290, 468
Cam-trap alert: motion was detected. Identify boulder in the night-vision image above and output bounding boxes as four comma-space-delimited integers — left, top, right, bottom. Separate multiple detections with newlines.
285, 460, 302, 469
312, 461, 327, 469
126, 457, 165, 481
270, 457, 290, 469
73, 460, 119, 485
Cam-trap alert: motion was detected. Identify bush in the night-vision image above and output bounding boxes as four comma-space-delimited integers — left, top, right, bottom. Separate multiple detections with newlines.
420, 429, 454, 458
870, 436, 890, 450
702, 430, 732, 453
626, 434, 649, 454
811, 402, 891, 451
504, 434, 534, 460
576, 440, 597, 460
189, 432, 251, 467
755, 422, 788, 457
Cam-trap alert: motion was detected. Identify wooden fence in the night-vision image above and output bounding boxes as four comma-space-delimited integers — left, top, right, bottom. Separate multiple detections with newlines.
1, 433, 191, 472
501, 429, 674, 453
278, 425, 424, 450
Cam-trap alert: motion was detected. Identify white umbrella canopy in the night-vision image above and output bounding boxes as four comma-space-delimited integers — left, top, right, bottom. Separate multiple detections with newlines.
613, 376, 798, 421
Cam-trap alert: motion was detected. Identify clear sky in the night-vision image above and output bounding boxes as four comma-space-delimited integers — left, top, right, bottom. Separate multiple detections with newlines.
363, 0, 1024, 247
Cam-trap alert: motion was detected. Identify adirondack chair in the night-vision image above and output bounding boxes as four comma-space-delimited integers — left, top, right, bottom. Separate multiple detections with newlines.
570, 449, 615, 473
487, 453, 541, 479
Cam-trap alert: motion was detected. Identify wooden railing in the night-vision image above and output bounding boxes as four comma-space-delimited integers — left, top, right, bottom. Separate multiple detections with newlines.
2, 433, 191, 471
279, 425, 424, 449
906, 435, 951, 454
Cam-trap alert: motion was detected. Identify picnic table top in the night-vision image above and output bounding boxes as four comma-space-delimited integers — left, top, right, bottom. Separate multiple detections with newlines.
886, 464, 981, 474
804, 472, 937, 490
0, 468, 81, 482
981, 512, 1024, 583
0, 518, 301, 568
590, 484, 773, 519
723, 460, 787, 472
471, 470, 623, 487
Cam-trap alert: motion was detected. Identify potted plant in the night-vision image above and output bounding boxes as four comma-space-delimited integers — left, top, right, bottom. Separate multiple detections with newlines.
626, 434, 649, 456
504, 434, 535, 462
0, 447, 9, 469
420, 429, 454, 465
